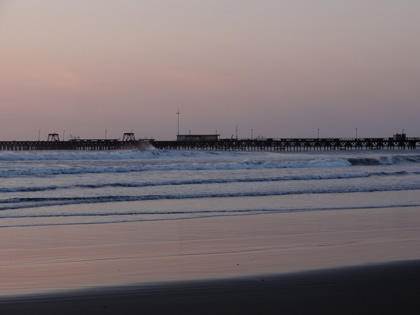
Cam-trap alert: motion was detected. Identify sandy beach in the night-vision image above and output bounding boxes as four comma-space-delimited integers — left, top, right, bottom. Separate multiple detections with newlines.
1, 206, 420, 313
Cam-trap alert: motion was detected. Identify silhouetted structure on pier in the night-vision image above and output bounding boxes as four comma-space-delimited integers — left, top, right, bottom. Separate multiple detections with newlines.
176, 134, 219, 142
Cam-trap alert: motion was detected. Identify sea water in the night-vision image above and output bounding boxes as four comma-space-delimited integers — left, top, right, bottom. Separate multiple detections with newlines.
0, 149, 420, 227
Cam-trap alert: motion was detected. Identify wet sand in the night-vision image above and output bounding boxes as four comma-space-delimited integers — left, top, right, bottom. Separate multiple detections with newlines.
1, 206, 420, 313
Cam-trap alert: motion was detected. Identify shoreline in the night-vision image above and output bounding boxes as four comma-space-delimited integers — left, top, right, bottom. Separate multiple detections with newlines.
2, 260, 420, 314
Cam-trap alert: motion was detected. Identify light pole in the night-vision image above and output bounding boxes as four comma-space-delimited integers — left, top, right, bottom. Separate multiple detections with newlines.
317, 128, 320, 139
356, 128, 358, 140
176, 109, 180, 136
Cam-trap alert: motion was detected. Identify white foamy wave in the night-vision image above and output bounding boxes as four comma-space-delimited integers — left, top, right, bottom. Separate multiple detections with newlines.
1, 155, 419, 178
1, 170, 417, 193
0, 149, 168, 161
1, 149, 420, 164
0, 159, 354, 178
1, 153, 420, 179
347, 154, 420, 166
0, 149, 251, 161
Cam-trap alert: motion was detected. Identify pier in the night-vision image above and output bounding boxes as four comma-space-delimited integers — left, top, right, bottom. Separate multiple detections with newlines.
0, 133, 419, 151
151, 137, 420, 152
0, 133, 151, 151
0, 139, 151, 151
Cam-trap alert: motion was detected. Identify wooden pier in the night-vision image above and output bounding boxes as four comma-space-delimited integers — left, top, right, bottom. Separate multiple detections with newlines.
0, 135, 419, 152
0, 133, 152, 151
0, 139, 151, 151
151, 138, 420, 152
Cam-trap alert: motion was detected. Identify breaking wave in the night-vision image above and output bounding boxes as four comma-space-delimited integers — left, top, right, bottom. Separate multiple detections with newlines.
0, 170, 417, 193
0, 153, 419, 178
0, 149, 419, 163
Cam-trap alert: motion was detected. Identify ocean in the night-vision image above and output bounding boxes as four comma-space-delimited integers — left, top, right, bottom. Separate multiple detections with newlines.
1, 149, 420, 228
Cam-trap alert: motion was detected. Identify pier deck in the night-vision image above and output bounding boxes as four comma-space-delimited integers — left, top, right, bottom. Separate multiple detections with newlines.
0, 138, 418, 151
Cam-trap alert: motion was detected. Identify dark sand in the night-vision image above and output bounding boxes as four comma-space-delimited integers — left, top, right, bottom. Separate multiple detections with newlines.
1, 260, 420, 314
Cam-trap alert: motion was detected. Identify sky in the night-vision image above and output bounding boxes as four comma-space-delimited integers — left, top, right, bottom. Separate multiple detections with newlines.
1, 0, 419, 140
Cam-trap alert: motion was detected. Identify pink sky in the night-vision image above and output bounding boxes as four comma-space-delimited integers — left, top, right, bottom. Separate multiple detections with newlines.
1, 1, 419, 140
